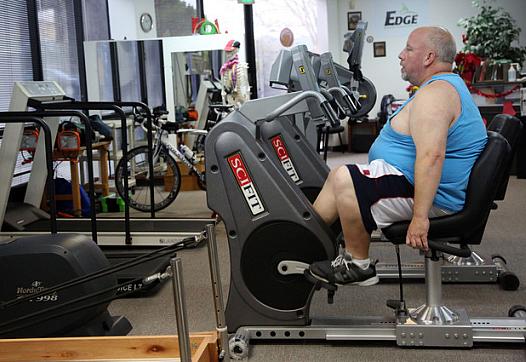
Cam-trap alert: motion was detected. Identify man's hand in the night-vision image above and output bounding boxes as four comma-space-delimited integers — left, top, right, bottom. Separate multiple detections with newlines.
406, 216, 430, 251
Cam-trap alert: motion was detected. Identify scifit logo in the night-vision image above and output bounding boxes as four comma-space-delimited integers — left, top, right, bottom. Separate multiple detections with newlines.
227, 153, 265, 216
270, 135, 301, 184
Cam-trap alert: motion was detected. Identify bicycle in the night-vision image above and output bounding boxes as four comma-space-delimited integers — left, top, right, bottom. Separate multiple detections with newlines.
194, 103, 234, 153
114, 107, 207, 212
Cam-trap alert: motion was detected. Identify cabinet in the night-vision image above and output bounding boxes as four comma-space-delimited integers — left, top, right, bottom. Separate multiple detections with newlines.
470, 80, 523, 112
347, 120, 379, 153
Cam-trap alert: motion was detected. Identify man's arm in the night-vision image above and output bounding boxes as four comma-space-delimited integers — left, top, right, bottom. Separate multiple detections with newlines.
406, 80, 458, 250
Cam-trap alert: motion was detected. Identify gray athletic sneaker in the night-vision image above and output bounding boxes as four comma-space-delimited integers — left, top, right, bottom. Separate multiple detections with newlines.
309, 253, 379, 286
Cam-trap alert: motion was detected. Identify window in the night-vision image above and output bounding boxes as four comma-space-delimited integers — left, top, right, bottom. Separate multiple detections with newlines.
253, 0, 328, 97
0, 1, 34, 186
203, 0, 244, 37
203, 0, 329, 98
82, 0, 110, 41
155, 0, 197, 37
0, 1, 34, 112
37, 0, 81, 100
96, 41, 114, 101
143, 40, 165, 108
116, 41, 141, 102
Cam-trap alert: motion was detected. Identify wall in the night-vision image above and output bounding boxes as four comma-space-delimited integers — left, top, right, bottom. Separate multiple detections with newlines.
328, 0, 526, 116
108, 0, 137, 39
108, 0, 157, 40
134, 0, 157, 39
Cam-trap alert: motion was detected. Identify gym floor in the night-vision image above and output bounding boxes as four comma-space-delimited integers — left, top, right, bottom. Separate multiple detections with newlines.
109, 152, 526, 362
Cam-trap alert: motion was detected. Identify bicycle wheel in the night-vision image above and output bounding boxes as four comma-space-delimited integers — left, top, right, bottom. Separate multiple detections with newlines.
115, 145, 181, 212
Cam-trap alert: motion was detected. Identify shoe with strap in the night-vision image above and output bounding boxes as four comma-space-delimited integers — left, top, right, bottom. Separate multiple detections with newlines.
309, 252, 379, 286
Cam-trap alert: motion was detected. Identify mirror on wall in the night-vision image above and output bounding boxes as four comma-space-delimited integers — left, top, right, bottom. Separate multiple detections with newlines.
171, 49, 224, 109
84, 34, 237, 124
84, 39, 164, 109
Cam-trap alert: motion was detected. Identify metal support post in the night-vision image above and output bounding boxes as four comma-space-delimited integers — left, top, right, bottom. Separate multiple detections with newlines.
426, 255, 442, 307
170, 257, 191, 362
206, 223, 230, 360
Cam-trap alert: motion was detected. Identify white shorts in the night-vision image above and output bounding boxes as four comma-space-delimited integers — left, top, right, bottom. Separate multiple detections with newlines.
347, 159, 453, 232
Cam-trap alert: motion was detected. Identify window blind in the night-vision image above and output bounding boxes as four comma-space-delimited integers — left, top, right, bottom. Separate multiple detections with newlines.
37, 0, 81, 101
0, 1, 34, 186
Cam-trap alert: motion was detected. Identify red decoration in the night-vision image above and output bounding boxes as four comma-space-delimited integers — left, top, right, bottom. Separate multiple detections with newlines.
455, 52, 482, 83
502, 101, 517, 116
468, 84, 520, 98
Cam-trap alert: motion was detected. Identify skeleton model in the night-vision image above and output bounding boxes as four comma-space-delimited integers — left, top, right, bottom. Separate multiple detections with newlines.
220, 40, 250, 107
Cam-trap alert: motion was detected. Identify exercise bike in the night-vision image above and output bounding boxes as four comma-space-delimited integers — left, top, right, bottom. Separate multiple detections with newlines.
204, 92, 526, 358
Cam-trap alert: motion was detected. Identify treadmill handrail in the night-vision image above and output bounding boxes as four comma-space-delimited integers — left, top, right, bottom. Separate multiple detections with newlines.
23, 102, 131, 244
0, 115, 56, 234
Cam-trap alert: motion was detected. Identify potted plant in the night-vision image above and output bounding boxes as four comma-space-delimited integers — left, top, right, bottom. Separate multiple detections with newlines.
457, 0, 526, 81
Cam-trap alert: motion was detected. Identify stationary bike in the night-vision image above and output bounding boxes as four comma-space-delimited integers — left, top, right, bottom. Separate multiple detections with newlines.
204, 93, 526, 358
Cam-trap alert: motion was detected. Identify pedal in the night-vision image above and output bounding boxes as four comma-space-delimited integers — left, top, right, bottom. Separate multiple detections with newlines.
303, 269, 338, 300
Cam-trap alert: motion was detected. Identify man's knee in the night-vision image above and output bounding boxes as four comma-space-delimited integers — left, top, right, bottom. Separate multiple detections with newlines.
330, 165, 354, 194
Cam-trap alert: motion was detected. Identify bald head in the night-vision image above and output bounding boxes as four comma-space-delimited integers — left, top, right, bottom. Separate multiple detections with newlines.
399, 26, 457, 85
414, 26, 457, 64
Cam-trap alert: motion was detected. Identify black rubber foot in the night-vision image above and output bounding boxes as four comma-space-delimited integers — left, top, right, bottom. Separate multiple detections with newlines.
498, 271, 520, 291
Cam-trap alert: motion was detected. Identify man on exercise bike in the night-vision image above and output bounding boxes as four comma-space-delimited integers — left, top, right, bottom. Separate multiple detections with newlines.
309, 26, 487, 287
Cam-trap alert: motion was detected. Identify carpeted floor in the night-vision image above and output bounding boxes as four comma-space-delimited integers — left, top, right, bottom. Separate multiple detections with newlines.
108, 151, 526, 362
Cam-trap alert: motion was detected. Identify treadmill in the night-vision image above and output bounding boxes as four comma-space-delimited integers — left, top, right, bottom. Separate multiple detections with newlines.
0, 82, 215, 296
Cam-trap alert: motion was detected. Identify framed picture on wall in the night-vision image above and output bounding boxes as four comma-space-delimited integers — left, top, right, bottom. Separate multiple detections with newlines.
347, 11, 362, 31
373, 41, 386, 57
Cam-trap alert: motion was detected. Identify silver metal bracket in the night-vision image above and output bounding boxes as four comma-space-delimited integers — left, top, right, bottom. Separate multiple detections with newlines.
397, 309, 473, 347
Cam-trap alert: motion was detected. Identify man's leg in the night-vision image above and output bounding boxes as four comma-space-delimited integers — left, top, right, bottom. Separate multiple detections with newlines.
310, 166, 378, 286
312, 169, 340, 225
314, 165, 370, 258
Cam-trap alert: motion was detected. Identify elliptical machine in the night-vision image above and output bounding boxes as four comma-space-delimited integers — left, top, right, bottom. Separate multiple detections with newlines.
0, 114, 130, 338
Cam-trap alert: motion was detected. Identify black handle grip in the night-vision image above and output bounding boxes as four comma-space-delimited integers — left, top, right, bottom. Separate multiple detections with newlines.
343, 93, 358, 114
342, 85, 362, 111
428, 240, 471, 258
320, 101, 341, 127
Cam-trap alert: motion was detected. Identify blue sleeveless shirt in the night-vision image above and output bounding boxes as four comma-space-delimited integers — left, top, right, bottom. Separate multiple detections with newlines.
368, 73, 487, 212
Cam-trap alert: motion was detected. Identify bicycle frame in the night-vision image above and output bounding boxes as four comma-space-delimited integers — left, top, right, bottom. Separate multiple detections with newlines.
162, 128, 207, 184
137, 115, 208, 185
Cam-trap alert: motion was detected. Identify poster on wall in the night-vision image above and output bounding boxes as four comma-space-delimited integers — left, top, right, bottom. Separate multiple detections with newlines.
366, 0, 429, 37
373, 42, 386, 57
348, 11, 362, 30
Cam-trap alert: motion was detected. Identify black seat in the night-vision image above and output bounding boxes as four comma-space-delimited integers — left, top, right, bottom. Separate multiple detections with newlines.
487, 114, 524, 201
382, 131, 510, 254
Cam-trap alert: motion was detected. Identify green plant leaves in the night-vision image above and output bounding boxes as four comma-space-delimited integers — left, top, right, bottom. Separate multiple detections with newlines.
458, 2, 526, 64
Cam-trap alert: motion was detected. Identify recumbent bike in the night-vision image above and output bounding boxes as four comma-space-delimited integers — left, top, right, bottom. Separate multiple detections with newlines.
204, 91, 526, 358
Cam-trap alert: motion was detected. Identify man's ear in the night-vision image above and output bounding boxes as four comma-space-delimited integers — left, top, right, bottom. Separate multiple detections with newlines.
423, 51, 436, 66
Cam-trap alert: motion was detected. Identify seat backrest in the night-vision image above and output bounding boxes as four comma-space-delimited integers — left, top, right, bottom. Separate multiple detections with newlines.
487, 114, 523, 201
382, 131, 511, 245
